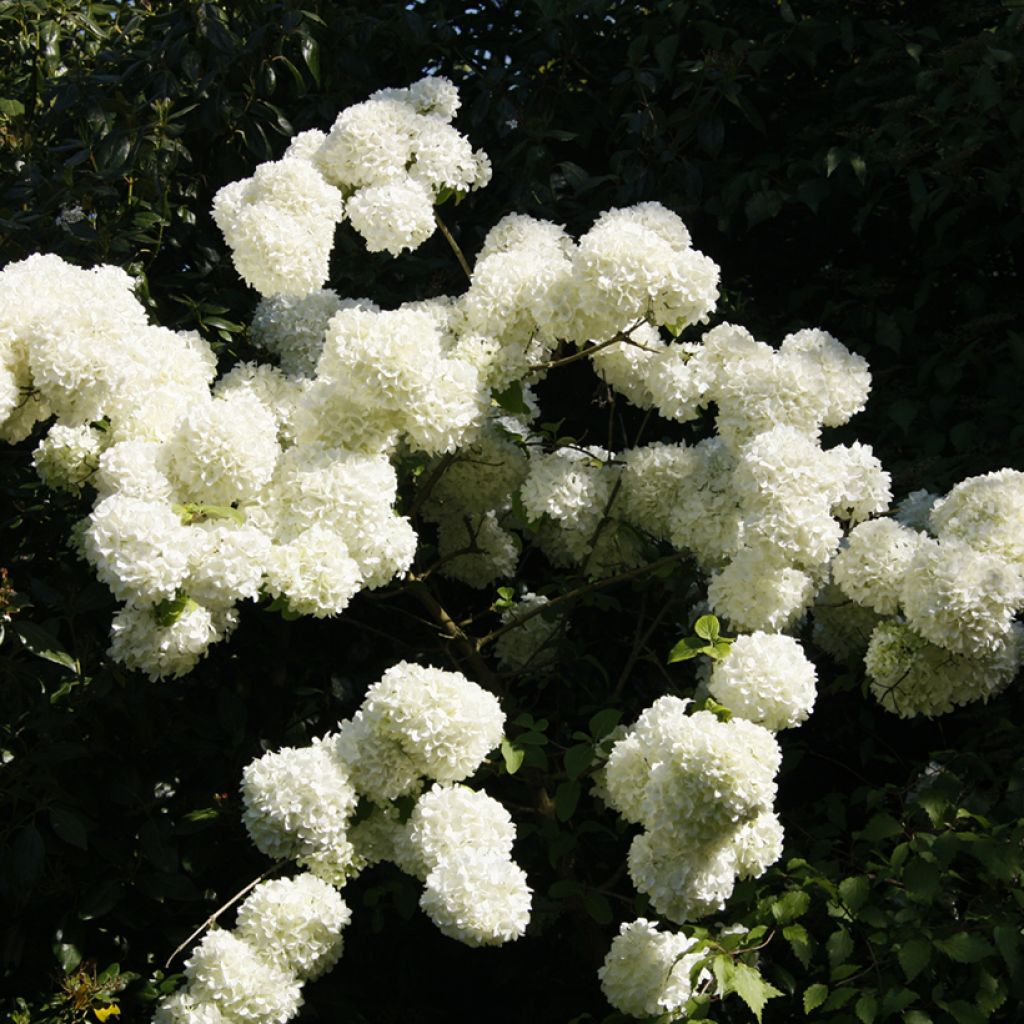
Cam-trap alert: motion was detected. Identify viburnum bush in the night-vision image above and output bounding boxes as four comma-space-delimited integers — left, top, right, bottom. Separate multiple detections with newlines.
2, 76, 1023, 1023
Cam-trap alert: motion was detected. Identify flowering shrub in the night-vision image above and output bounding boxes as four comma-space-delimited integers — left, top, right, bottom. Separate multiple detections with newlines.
2, 72, 1022, 1024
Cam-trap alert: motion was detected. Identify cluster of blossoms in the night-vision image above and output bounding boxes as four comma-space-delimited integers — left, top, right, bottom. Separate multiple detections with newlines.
598, 918, 706, 1018
5, 70, 1023, 1023
213, 76, 490, 294
158, 661, 526, 1023
826, 469, 1024, 716
155, 872, 351, 1024
600, 696, 783, 924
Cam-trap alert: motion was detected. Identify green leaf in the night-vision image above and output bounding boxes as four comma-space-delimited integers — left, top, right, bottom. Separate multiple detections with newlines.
804, 983, 828, 1013
728, 961, 782, 1023
783, 923, 813, 968
897, 938, 932, 981
903, 857, 940, 902
838, 875, 870, 914
856, 993, 878, 1024
49, 808, 87, 850
13, 621, 76, 672
492, 381, 530, 416
694, 614, 720, 641
667, 636, 707, 662
712, 954, 733, 994
582, 890, 612, 925
903, 1012, 933, 1024
859, 813, 903, 842
500, 738, 524, 775
946, 1002, 986, 1024
0, 98, 25, 116
588, 708, 621, 739
564, 743, 594, 780
993, 924, 1021, 974
300, 35, 320, 85
826, 147, 844, 176
554, 779, 580, 821
53, 941, 82, 972
934, 933, 995, 964
154, 595, 198, 628
771, 889, 811, 925
827, 927, 854, 968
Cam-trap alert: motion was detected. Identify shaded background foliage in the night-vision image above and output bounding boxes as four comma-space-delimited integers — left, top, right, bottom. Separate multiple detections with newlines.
1, 2, 1023, 1023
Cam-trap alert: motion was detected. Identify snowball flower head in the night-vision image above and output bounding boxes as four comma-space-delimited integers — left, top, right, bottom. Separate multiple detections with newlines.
184, 930, 302, 1024
709, 631, 817, 730
598, 918, 704, 1018
234, 873, 351, 981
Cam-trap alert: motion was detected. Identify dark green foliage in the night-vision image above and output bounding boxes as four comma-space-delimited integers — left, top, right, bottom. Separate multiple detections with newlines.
1, 2, 1023, 1023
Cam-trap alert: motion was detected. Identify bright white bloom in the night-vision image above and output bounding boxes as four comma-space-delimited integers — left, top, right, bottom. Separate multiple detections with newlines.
619, 441, 699, 540
827, 442, 892, 523
214, 362, 308, 448
628, 829, 738, 922
241, 737, 358, 863
569, 208, 719, 341
184, 931, 302, 1024
832, 518, 924, 615
358, 661, 505, 784
33, 423, 103, 493
185, 521, 271, 607
734, 810, 785, 879
709, 632, 817, 730
519, 446, 614, 526
420, 848, 531, 946
263, 526, 362, 618
315, 96, 418, 187
644, 339, 714, 423
588, 322, 666, 409
779, 327, 871, 427
477, 213, 574, 262
396, 783, 516, 879
83, 495, 193, 605
250, 291, 364, 377
707, 546, 817, 633
901, 538, 1024, 655
334, 711, 423, 804
598, 918, 704, 1018
212, 158, 343, 297
153, 990, 225, 1024
865, 620, 1022, 718
929, 468, 1024, 568
234, 873, 351, 981
93, 440, 173, 501
107, 600, 235, 680
166, 391, 280, 506
346, 177, 436, 256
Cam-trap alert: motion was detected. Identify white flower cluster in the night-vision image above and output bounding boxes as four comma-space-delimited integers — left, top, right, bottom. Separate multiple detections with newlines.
598, 918, 706, 1019
828, 468, 1024, 716
154, 872, 350, 1024
313, 77, 490, 255
708, 632, 818, 731
394, 784, 531, 946
238, 661, 528, 959
602, 696, 783, 922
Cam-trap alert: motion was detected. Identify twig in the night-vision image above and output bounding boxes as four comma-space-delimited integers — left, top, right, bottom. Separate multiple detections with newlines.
476, 551, 689, 651
164, 861, 286, 968
434, 211, 472, 279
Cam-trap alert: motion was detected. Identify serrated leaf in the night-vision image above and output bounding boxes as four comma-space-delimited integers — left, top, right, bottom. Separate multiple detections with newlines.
859, 812, 903, 842
856, 993, 878, 1024
935, 933, 995, 964
712, 954, 733, 994
804, 983, 828, 1013
827, 927, 854, 968
898, 938, 931, 981
946, 1002, 986, 1024
783, 923, 813, 968
993, 924, 1021, 974
903, 1012, 933, 1024
729, 961, 781, 1023
500, 738, 524, 774
772, 889, 811, 925
839, 875, 870, 913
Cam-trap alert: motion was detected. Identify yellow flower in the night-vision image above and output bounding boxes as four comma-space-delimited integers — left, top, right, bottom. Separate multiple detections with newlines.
94, 1005, 121, 1022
